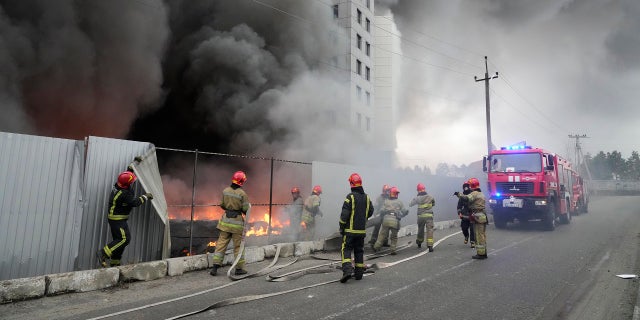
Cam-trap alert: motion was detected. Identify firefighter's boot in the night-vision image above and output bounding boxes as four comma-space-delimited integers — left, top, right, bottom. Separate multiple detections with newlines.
416, 240, 422, 248
428, 246, 434, 252
209, 265, 220, 276
340, 264, 353, 283
470, 241, 476, 248
96, 249, 108, 268
235, 268, 248, 275
472, 254, 487, 260
464, 237, 468, 244
354, 267, 364, 280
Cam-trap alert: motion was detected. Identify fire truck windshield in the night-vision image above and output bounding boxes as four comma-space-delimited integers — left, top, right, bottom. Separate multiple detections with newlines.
490, 153, 542, 173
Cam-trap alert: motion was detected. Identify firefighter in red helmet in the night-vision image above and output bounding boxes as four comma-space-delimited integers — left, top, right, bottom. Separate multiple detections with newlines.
339, 173, 374, 283
97, 169, 153, 268
301, 185, 323, 241
454, 177, 487, 259
373, 186, 408, 254
368, 184, 391, 248
410, 183, 436, 251
286, 186, 304, 240
210, 171, 251, 276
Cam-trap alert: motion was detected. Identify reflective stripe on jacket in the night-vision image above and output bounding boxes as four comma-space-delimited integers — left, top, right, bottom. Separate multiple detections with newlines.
339, 188, 374, 235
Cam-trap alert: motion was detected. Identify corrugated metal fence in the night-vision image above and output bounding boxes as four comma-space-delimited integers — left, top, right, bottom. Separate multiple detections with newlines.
0, 132, 167, 280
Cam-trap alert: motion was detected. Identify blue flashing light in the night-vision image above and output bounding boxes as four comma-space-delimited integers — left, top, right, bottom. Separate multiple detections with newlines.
500, 145, 532, 150
496, 192, 502, 198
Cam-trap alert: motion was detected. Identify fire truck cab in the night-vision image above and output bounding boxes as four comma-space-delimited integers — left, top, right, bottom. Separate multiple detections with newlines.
483, 145, 578, 231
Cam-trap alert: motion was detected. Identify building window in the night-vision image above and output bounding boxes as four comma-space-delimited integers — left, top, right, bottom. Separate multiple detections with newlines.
356, 86, 362, 101
365, 42, 370, 56
366, 117, 371, 131
333, 4, 338, 19
365, 91, 370, 106
365, 66, 370, 80
366, 18, 370, 32
357, 34, 362, 50
357, 9, 362, 24
357, 113, 362, 128
356, 60, 362, 75
366, 0, 371, 9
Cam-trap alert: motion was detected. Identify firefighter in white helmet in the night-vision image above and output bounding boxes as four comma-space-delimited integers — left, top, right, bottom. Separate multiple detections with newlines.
373, 186, 408, 254
301, 185, 323, 241
410, 183, 436, 251
210, 171, 250, 276
454, 177, 487, 259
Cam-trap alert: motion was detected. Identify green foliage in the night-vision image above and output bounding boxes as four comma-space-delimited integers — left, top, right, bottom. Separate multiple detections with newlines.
585, 150, 640, 180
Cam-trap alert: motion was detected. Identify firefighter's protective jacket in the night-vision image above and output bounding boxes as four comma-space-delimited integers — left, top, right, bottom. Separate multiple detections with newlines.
456, 189, 486, 223
339, 186, 374, 236
302, 193, 322, 224
217, 184, 250, 234
373, 193, 387, 217
107, 183, 149, 221
409, 192, 435, 218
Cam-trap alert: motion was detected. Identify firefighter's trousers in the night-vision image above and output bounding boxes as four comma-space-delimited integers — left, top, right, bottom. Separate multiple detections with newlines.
301, 219, 316, 241
474, 222, 487, 256
104, 219, 131, 266
212, 231, 245, 270
374, 225, 398, 252
461, 219, 476, 243
417, 216, 434, 247
341, 234, 365, 269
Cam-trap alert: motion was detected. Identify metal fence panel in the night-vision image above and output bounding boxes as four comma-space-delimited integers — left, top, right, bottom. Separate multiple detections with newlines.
0, 132, 84, 280
78, 136, 165, 270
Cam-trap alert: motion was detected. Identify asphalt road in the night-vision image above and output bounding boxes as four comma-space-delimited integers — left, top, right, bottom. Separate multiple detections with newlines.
2, 196, 639, 320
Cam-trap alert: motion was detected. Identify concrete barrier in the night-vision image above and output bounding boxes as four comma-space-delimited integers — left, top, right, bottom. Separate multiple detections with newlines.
46, 268, 119, 295
119, 261, 167, 282
1, 276, 46, 303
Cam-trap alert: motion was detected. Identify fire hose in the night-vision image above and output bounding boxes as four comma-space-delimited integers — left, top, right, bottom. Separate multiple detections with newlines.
166, 235, 460, 319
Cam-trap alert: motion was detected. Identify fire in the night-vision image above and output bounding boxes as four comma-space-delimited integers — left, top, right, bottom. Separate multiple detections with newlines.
245, 209, 288, 236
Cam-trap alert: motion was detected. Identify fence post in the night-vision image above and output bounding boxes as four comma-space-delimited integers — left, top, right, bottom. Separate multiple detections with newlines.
268, 157, 274, 237
189, 149, 198, 255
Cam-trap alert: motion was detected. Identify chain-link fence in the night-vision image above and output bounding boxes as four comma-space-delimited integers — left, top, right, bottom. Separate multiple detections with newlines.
156, 147, 312, 257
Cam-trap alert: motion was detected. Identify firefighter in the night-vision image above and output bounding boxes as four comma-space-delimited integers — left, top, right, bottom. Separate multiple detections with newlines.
301, 185, 323, 241
409, 183, 436, 251
97, 169, 153, 268
210, 171, 251, 276
339, 173, 374, 283
457, 182, 476, 247
368, 184, 391, 248
454, 177, 487, 259
373, 186, 408, 254
286, 186, 304, 240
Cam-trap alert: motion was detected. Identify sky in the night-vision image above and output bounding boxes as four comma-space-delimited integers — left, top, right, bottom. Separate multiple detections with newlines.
382, 0, 640, 170
0, 0, 638, 173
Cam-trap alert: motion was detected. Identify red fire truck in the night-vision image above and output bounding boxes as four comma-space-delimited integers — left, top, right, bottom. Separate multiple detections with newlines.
483, 145, 582, 231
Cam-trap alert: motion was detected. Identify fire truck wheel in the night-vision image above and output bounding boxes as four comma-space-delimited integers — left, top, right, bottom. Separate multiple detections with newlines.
543, 204, 556, 231
494, 215, 507, 229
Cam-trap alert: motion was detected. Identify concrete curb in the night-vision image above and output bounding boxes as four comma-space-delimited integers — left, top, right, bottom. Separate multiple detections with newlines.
0, 220, 460, 303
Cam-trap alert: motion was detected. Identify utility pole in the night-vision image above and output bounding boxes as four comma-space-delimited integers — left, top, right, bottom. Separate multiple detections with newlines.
569, 134, 592, 180
475, 56, 499, 165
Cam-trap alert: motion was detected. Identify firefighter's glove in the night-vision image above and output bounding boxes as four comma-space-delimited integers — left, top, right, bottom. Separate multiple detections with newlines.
127, 164, 135, 172
134, 156, 143, 162
143, 193, 154, 200
453, 191, 460, 196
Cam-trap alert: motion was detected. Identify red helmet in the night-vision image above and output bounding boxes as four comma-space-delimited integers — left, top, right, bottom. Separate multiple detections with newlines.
117, 171, 137, 189
312, 185, 322, 195
291, 186, 300, 194
389, 186, 399, 198
348, 173, 362, 187
468, 177, 480, 189
382, 184, 391, 194
417, 183, 426, 192
232, 171, 247, 186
